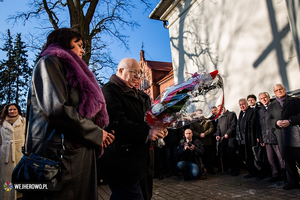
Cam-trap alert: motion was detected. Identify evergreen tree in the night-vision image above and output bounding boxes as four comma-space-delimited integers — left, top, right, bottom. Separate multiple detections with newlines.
0, 29, 15, 104
13, 33, 32, 108
0, 30, 31, 110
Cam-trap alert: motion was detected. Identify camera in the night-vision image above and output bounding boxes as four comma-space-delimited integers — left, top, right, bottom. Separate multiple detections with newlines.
188, 142, 192, 147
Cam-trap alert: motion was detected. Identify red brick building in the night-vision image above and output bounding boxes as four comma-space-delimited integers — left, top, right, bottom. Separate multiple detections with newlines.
139, 50, 173, 103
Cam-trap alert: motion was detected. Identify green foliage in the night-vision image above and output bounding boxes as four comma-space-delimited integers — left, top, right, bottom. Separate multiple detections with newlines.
0, 29, 32, 111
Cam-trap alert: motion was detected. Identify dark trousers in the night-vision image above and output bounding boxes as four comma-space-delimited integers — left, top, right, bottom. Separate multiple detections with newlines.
154, 146, 165, 177
165, 143, 178, 175
246, 145, 257, 175
203, 145, 214, 173
140, 175, 153, 200
238, 144, 246, 169
265, 144, 285, 177
108, 180, 144, 200
285, 159, 300, 186
222, 147, 239, 173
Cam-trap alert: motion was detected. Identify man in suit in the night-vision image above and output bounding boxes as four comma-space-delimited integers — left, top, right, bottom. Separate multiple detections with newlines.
238, 98, 258, 178
267, 84, 300, 190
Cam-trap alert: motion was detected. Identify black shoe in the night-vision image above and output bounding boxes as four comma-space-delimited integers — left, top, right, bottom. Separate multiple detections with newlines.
256, 176, 264, 180
283, 184, 300, 190
244, 173, 254, 178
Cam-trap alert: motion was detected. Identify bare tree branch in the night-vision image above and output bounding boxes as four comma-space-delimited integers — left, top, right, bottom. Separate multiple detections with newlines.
7, 0, 152, 82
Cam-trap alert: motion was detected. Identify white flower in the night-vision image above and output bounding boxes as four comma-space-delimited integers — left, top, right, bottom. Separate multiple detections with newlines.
152, 103, 165, 115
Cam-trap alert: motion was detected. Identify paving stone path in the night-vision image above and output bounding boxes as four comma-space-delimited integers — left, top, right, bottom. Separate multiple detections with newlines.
98, 169, 300, 200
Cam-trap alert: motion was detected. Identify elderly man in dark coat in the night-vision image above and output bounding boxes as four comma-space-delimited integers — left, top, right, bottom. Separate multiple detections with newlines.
216, 106, 239, 176
267, 84, 300, 190
100, 58, 167, 199
257, 92, 285, 182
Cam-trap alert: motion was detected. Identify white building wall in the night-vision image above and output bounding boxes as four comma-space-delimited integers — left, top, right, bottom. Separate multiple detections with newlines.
162, 0, 300, 114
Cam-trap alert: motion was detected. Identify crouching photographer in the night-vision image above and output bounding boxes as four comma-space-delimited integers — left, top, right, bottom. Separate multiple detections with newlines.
177, 128, 207, 181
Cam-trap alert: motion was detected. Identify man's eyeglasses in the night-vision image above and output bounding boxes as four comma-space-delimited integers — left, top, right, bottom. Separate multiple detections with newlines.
124, 68, 143, 78
274, 88, 284, 93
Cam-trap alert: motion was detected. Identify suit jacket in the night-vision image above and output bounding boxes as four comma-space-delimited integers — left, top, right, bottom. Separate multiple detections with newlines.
267, 95, 300, 160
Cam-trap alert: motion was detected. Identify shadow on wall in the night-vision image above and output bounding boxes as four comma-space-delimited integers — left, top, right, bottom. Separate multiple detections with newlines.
170, 1, 260, 82
253, 0, 291, 91
170, 1, 220, 83
170, 0, 294, 93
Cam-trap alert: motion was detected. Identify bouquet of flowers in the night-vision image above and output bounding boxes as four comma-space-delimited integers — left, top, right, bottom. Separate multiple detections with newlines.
145, 70, 224, 133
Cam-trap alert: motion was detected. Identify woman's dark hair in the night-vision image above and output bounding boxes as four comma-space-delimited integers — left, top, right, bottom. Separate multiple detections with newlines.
44, 28, 86, 50
0, 103, 21, 126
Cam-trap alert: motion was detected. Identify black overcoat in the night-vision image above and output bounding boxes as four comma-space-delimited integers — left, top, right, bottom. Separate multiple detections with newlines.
267, 96, 300, 160
100, 74, 151, 182
238, 108, 257, 158
216, 110, 237, 149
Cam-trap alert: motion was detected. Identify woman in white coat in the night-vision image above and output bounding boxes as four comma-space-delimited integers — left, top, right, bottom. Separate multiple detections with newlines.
0, 103, 26, 200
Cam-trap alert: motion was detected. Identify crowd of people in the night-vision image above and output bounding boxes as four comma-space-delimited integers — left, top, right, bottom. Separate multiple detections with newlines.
0, 27, 300, 200
153, 85, 300, 192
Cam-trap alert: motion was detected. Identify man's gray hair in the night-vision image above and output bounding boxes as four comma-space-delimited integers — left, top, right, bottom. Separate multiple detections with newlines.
273, 83, 285, 90
258, 92, 270, 98
238, 98, 247, 104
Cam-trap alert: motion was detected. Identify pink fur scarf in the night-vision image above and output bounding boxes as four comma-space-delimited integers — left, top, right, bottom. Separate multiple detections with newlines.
40, 43, 109, 128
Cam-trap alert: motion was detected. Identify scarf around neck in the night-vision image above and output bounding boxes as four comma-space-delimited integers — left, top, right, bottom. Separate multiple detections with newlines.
276, 94, 287, 107
40, 44, 109, 128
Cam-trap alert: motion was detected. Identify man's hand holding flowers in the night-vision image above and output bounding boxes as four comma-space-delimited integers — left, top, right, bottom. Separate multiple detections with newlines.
146, 128, 168, 143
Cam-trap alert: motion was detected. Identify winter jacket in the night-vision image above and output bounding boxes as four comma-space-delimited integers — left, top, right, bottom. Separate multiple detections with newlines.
0, 115, 25, 200
256, 103, 277, 144
24, 55, 104, 200
190, 119, 214, 145
267, 95, 300, 160
216, 110, 237, 149
177, 138, 205, 169
100, 74, 151, 182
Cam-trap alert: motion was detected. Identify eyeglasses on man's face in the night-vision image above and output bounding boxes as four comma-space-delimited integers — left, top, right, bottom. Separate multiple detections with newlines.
124, 68, 143, 78
274, 88, 284, 93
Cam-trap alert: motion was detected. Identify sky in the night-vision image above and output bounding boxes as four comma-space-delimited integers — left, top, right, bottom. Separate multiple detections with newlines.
0, 0, 172, 70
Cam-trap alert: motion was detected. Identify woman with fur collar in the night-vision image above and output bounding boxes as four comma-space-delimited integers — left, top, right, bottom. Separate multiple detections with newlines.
21, 28, 114, 200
